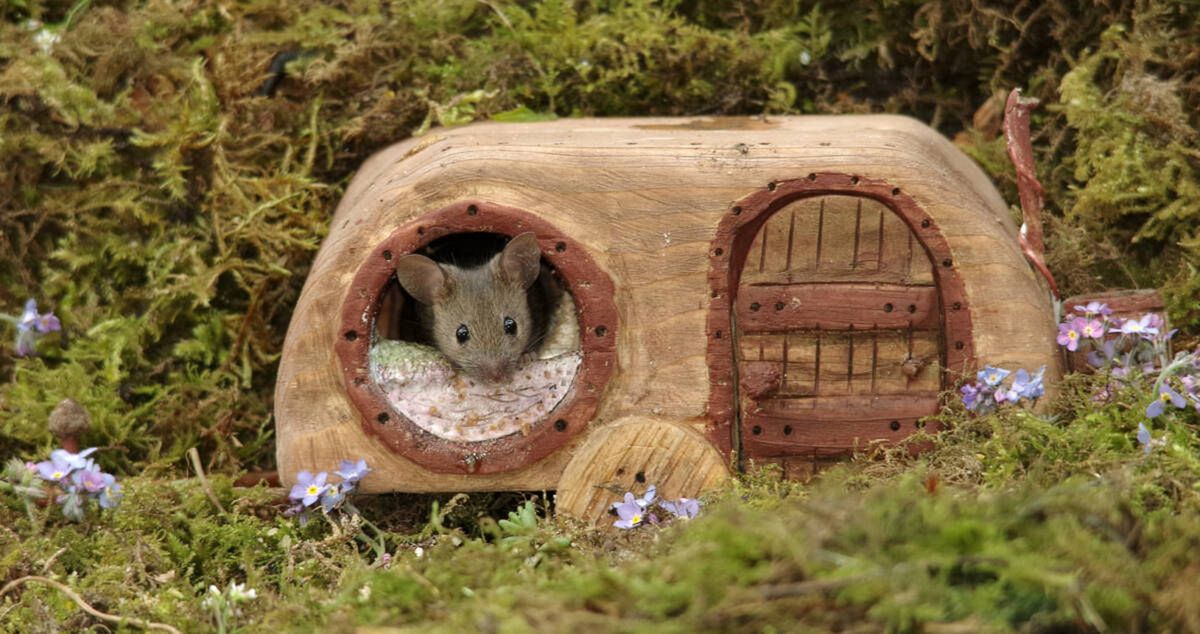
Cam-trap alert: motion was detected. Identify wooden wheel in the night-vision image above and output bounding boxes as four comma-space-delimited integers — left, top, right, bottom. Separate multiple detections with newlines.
555, 417, 730, 525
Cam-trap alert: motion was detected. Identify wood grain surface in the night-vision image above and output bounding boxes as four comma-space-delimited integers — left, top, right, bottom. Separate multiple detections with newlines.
555, 416, 730, 524
275, 115, 1060, 493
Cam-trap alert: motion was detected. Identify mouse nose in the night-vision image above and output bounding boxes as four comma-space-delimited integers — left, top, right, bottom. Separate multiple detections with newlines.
480, 360, 510, 383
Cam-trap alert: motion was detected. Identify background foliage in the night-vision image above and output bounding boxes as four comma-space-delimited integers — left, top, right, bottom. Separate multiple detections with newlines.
3, 0, 1198, 470
3, 1, 1200, 632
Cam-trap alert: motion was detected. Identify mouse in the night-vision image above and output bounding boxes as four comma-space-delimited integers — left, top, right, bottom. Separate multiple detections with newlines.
392, 232, 561, 383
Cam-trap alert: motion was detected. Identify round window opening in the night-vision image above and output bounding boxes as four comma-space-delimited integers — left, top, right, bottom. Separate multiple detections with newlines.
372, 231, 583, 441
335, 201, 617, 475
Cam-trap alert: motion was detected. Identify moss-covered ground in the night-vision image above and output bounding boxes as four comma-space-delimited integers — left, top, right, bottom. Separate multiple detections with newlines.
2, 0, 1200, 631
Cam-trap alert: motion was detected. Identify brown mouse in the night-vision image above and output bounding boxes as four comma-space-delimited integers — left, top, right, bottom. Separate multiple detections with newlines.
392, 232, 559, 383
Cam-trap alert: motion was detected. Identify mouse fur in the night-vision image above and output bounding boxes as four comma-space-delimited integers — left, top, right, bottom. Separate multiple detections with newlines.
392, 233, 561, 383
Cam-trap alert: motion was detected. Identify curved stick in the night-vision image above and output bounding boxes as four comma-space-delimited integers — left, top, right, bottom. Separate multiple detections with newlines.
1004, 88, 1060, 299
0, 575, 183, 634
1020, 233, 1060, 299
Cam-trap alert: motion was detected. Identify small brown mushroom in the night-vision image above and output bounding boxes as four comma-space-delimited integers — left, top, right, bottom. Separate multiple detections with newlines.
48, 398, 91, 453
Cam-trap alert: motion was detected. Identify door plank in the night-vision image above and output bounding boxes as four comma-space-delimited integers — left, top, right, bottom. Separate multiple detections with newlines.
736, 284, 940, 332
745, 393, 940, 420
742, 395, 941, 455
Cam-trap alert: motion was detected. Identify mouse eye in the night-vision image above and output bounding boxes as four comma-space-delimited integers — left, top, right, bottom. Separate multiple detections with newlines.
503, 317, 517, 336
455, 324, 470, 344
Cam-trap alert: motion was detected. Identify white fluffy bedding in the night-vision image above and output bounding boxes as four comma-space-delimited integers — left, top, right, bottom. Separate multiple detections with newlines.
368, 294, 582, 442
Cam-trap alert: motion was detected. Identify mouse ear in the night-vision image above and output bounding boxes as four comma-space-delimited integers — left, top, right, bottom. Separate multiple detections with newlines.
495, 232, 542, 290
393, 254, 449, 305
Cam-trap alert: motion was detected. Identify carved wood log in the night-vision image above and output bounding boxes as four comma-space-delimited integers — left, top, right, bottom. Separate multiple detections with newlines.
555, 416, 729, 524
275, 116, 1062, 505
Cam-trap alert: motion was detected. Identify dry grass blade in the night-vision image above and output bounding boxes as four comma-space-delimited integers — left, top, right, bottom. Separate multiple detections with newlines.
0, 576, 183, 634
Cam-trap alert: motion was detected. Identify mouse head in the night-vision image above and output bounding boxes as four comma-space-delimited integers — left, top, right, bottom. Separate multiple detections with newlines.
393, 232, 542, 382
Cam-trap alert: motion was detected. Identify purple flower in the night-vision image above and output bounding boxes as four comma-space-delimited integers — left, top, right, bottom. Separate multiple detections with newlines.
1027, 366, 1048, 398
14, 330, 36, 357
1116, 314, 1158, 339
612, 493, 644, 529
1074, 302, 1112, 317
963, 366, 1046, 412
661, 498, 701, 520
1057, 320, 1084, 351
289, 471, 331, 507
98, 475, 122, 509
1136, 422, 1152, 455
334, 459, 370, 491
51, 447, 97, 471
38, 313, 60, 333
35, 454, 74, 482
71, 466, 107, 493
320, 487, 346, 512
609, 485, 657, 512
283, 502, 311, 526
1141, 314, 1178, 343
960, 382, 981, 411
1010, 366, 1046, 401
33, 447, 120, 517
636, 485, 656, 509
1180, 375, 1200, 411
13, 299, 61, 357
977, 366, 1010, 388
1087, 338, 1119, 367
1136, 422, 1167, 455
1078, 319, 1104, 340
20, 299, 62, 334
1146, 383, 1187, 418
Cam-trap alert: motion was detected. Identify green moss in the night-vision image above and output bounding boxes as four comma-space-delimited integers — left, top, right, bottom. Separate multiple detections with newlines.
1059, 22, 1200, 266
2, 388, 1199, 631
3, 0, 1199, 468
1, 0, 1200, 631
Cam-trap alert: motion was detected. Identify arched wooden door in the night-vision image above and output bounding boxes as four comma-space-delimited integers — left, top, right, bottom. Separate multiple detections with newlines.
705, 174, 975, 467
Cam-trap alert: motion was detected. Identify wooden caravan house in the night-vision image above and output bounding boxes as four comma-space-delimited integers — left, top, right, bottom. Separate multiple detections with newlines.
275, 116, 1061, 521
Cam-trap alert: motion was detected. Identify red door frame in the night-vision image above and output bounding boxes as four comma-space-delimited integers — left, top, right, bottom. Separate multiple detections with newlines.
704, 173, 976, 458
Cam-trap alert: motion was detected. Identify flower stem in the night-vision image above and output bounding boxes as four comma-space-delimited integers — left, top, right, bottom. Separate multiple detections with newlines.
346, 502, 389, 561
1153, 352, 1197, 398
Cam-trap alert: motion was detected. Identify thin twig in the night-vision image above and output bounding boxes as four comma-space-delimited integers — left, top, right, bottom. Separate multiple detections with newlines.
0, 575, 183, 634
477, 0, 514, 31
187, 447, 228, 514
218, 277, 268, 377
755, 575, 866, 600
40, 547, 67, 574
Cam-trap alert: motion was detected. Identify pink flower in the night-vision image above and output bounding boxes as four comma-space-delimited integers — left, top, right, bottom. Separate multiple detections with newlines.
1115, 314, 1158, 339
1074, 301, 1112, 317
1079, 319, 1104, 340
1057, 320, 1083, 351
